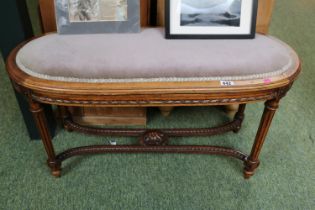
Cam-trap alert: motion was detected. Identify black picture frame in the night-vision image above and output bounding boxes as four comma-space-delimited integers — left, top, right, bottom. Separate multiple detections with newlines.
165, 0, 258, 39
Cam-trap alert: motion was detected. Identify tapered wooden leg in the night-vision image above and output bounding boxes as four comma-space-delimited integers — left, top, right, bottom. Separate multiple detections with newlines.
233, 104, 246, 133
244, 99, 280, 179
29, 100, 61, 177
225, 104, 240, 118
58, 106, 73, 132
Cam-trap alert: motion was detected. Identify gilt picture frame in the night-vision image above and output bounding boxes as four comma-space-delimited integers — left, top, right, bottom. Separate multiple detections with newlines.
165, 0, 258, 39
55, 0, 140, 34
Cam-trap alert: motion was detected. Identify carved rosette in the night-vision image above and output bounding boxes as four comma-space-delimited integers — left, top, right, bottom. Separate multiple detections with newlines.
139, 131, 169, 146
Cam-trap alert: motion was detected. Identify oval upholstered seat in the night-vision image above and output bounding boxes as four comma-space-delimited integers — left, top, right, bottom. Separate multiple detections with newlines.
16, 28, 299, 83
9, 28, 302, 179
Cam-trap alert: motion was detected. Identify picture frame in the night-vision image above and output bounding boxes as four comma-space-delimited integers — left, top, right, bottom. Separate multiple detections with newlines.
55, 0, 140, 34
165, 0, 258, 39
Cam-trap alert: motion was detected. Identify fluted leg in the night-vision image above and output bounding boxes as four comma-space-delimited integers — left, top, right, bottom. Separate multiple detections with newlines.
29, 100, 61, 177
233, 104, 246, 133
58, 106, 73, 132
244, 99, 280, 179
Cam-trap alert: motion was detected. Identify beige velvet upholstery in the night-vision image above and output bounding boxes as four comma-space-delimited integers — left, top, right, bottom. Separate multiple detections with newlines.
16, 28, 299, 83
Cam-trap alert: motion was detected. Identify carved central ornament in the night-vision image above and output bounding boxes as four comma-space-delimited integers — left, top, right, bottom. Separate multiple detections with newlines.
139, 131, 169, 146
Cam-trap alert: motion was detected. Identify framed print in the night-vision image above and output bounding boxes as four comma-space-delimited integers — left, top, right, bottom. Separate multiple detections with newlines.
55, 0, 140, 34
165, 0, 258, 39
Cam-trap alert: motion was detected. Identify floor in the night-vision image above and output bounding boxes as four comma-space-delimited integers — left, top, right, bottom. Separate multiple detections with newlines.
0, 0, 314, 209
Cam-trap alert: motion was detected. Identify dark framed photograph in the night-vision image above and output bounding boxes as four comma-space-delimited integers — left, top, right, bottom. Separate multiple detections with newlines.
165, 0, 258, 39
55, 0, 140, 34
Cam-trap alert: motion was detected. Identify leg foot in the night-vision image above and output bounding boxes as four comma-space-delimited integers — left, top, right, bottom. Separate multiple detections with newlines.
243, 170, 254, 179
52, 170, 61, 177
47, 159, 62, 177
243, 159, 260, 179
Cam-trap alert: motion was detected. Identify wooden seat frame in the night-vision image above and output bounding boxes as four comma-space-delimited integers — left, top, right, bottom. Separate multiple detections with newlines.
5, 0, 301, 178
